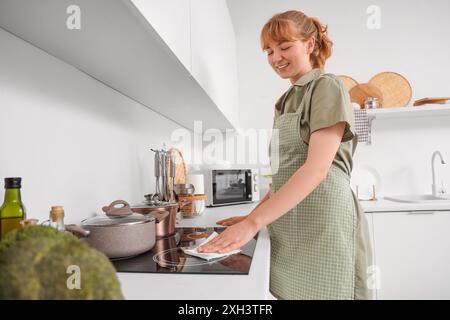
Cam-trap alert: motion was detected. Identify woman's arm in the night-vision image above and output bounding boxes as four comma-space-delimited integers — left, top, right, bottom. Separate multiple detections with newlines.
253, 189, 271, 210
247, 121, 346, 230
198, 121, 345, 253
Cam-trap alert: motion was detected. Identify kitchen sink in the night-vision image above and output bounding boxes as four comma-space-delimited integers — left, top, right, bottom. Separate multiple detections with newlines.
384, 194, 450, 203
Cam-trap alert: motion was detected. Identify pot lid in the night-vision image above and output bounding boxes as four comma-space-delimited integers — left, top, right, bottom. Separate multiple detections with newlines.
82, 213, 154, 227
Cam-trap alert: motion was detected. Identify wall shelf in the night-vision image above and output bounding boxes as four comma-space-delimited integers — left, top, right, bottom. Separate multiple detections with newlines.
357, 104, 450, 146
367, 104, 450, 120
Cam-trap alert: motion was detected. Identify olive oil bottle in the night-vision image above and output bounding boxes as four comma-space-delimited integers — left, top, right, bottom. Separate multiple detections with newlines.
0, 177, 26, 239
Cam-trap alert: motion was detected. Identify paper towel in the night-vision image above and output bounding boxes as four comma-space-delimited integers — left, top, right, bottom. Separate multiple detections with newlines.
186, 174, 204, 194
181, 232, 241, 261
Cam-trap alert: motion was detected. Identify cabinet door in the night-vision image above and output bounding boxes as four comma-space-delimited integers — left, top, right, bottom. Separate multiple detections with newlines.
372, 211, 450, 299
131, 0, 191, 71
365, 213, 376, 263
364, 213, 379, 300
190, 0, 240, 127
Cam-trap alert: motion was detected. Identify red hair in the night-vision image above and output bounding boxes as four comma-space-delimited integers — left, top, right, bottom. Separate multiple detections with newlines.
261, 10, 333, 70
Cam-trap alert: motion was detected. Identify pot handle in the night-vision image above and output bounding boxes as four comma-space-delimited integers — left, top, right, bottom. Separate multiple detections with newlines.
65, 224, 90, 238
102, 200, 133, 217
151, 210, 170, 224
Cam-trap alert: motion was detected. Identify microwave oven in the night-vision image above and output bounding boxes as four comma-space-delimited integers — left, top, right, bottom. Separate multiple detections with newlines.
204, 168, 260, 207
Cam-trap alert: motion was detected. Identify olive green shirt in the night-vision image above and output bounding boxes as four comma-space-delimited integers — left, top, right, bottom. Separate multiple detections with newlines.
273, 68, 357, 176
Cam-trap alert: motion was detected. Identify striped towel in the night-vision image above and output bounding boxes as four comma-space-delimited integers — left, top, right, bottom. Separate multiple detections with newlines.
354, 108, 369, 143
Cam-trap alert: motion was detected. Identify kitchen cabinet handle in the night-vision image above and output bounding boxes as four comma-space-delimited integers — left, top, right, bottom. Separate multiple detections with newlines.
407, 210, 435, 214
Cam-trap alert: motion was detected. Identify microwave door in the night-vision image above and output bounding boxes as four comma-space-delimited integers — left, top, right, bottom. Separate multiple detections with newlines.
212, 170, 252, 205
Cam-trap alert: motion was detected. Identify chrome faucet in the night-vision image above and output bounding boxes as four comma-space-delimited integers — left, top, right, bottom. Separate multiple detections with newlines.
431, 151, 447, 197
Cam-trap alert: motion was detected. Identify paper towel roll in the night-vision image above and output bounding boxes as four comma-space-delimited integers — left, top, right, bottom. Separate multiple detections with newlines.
186, 174, 204, 194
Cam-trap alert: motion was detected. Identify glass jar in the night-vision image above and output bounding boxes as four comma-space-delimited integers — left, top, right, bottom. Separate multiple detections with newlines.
178, 194, 207, 218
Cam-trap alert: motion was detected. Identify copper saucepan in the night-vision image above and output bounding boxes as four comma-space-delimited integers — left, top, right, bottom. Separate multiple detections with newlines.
130, 203, 179, 239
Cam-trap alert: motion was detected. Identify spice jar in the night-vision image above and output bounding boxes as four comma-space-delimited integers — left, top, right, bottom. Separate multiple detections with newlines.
364, 97, 380, 109
177, 194, 207, 218
41, 206, 66, 231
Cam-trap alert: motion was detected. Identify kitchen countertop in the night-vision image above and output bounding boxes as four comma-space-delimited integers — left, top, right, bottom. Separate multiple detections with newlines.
116, 202, 271, 300
360, 198, 450, 213
117, 197, 450, 299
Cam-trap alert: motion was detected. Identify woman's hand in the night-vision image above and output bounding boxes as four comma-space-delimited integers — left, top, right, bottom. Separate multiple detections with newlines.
197, 219, 259, 254
216, 215, 247, 226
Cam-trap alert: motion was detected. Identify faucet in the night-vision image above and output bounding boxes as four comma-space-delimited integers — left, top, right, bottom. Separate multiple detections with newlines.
431, 151, 447, 197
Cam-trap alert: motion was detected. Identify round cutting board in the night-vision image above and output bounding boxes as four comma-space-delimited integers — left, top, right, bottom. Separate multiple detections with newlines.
349, 83, 384, 108
168, 148, 187, 184
338, 75, 359, 92
369, 71, 412, 108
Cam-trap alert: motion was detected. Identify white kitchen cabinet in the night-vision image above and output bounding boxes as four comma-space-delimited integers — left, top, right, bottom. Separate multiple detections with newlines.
0, 0, 236, 131
131, 0, 240, 129
131, 0, 191, 72
372, 211, 450, 299
190, 0, 240, 128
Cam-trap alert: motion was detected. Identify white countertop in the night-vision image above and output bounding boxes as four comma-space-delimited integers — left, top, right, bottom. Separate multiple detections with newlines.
117, 202, 271, 300
117, 197, 450, 299
360, 198, 450, 213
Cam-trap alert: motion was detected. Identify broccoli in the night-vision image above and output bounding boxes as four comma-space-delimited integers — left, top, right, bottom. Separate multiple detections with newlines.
0, 226, 124, 300
0, 224, 78, 251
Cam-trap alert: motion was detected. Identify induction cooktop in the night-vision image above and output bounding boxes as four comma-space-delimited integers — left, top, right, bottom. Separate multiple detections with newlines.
112, 227, 258, 275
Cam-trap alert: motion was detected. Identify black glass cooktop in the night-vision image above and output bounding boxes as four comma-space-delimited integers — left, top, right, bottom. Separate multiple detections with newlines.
112, 227, 258, 275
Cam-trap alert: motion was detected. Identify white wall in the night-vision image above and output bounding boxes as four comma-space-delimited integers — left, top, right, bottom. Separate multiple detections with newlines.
0, 28, 200, 224
227, 0, 450, 196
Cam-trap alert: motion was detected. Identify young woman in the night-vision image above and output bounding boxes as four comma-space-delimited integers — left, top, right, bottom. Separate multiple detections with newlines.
198, 10, 373, 300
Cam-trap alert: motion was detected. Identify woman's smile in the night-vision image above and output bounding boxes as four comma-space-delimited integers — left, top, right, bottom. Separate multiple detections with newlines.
276, 63, 290, 70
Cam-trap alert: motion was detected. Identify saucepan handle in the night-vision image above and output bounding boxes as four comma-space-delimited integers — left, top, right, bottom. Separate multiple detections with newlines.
65, 224, 91, 238
102, 200, 133, 217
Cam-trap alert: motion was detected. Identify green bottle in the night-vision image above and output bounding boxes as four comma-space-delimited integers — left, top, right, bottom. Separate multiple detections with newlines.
0, 177, 26, 239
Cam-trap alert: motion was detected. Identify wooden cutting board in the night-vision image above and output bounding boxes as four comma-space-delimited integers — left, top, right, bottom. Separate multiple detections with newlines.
168, 148, 187, 184
338, 75, 359, 92
349, 83, 384, 108
413, 97, 450, 106
369, 72, 412, 108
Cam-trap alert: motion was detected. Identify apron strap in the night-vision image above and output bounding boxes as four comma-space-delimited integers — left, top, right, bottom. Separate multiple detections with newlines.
279, 86, 294, 115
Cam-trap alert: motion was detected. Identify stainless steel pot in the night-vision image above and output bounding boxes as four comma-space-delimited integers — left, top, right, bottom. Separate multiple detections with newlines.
66, 200, 168, 259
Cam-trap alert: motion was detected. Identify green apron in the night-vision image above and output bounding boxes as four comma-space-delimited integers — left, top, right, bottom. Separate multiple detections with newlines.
268, 73, 373, 300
